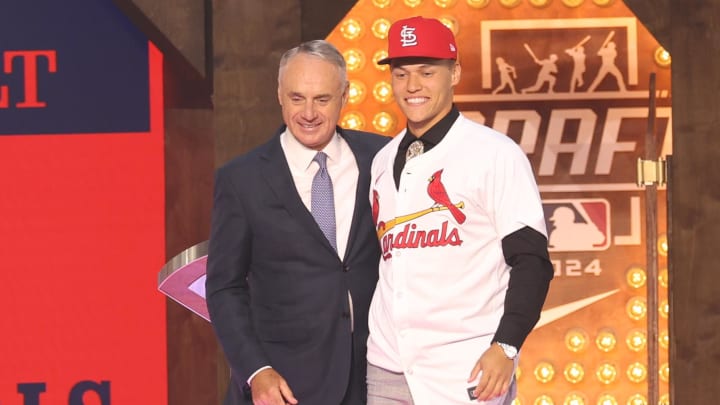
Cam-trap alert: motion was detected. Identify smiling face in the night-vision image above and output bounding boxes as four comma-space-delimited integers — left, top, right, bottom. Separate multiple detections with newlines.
390, 57, 461, 137
278, 53, 348, 150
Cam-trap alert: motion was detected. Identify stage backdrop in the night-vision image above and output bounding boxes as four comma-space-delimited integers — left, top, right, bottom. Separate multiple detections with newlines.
0, 1, 166, 404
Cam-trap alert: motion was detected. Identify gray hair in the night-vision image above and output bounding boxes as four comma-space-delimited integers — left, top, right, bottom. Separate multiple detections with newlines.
278, 40, 348, 85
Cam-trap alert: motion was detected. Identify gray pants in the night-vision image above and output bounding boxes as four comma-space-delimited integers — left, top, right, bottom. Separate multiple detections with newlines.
366, 362, 516, 405
367, 363, 415, 405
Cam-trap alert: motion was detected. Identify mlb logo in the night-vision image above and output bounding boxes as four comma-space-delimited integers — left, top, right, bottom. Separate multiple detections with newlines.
543, 198, 611, 252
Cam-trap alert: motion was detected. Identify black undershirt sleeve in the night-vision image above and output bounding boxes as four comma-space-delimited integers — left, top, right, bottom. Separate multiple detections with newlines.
492, 226, 554, 349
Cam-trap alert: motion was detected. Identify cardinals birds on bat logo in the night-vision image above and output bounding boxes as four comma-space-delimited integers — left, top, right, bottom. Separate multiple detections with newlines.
373, 168, 466, 240
427, 169, 466, 224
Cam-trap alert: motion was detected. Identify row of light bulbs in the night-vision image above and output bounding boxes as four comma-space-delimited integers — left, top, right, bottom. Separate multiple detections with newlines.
564, 328, 669, 353
366, 0, 616, 10
341, 16, 459, 40
626, 267, 668, 290
527, 360, 669, 384
626, 296, 669, 321
340, 15, 671, 69
510, 392, 670, 405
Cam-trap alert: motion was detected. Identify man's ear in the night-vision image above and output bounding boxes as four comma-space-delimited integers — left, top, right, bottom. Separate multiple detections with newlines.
341, 81, 349, 106
451, 62, 462, 86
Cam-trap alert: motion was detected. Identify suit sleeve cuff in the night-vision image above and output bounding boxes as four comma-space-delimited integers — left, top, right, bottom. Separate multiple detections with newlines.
247, 366, 272, 386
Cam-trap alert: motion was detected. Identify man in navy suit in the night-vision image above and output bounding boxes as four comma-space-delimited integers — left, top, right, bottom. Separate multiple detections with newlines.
206, 40, 388, 405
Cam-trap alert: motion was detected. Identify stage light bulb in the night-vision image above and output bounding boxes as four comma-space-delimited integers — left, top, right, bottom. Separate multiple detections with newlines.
597, 394, 618, 405
596, 363, 618, 385
658, 234, 668, 256
372, 50, 389, 71
373, 81, 394, 104
654, 47, 672, 68
466, 0, 490, 8
659, 330, 669, 350
438, 16, 459, 35
593, 0, 614, 6
659, 268, 669, 288
529, 0, 551, 7
534, 361, 555, 383
659, 362, 670, 382
499, 0, 521, 7
626, 362, 647, 383
596, 329, 617, 352
565, 329, 588, 352
516, 366, 523, 380
659, 299, 669, 318
626, 329, 647, 352
561, 0, 584, 7
371, 18, 391, 39
512, 399, 522, 405
534, 395, 555, 405
659, 394, 669, 405
626, 297, 647, 321
404, 0, 423, 7
564, 392, 586, 405
564, 362, 585, 384
372, 0, 394, 8
372, 111, 396, 134
341, 112, 365, 130
340, 18, 364, 40
626, 394, 647, 405
348, 80, 367, 105
344, 49, 366, 72
434, 0, 458, 8
626, 266, 646, 289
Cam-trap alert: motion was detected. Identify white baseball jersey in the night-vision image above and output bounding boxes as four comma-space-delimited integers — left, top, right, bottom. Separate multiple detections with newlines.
367, 114, 547, 405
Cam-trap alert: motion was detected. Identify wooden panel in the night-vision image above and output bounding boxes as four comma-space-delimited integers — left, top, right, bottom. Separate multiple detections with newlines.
113, 0, 209, 79
666, 0, 720, 402
301, 0, 357, 41
212, 0, 301, 166
164, 106, 217, 405
621, 0, 671, 50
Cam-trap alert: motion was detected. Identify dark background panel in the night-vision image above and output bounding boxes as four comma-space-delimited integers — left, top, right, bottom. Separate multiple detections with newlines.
0, 0, 150, 134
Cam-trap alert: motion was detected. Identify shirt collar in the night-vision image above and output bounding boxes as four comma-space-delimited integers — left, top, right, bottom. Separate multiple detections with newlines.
402, 105, 460, 149
281, 127, 342, 172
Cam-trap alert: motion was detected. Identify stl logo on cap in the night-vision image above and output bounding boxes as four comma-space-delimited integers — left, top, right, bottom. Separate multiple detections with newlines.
400, 25, 418, 47
378, 16, 458, 65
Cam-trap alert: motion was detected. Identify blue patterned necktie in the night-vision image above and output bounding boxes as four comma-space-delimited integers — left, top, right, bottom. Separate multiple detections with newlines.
311, 152, 337, 251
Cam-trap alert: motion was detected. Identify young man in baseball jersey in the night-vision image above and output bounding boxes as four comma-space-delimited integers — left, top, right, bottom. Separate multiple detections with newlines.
367, 16, 554, 405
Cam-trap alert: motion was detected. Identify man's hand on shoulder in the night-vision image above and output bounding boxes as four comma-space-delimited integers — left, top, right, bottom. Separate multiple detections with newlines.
250, 368, 298, 405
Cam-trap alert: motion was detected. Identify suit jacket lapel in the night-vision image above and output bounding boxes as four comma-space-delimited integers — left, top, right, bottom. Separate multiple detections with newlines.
342, 129, 373, 262
259, 127, 338, 256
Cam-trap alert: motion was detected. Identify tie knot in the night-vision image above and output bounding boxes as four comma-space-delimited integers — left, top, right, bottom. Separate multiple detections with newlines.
313, 151, 328, 169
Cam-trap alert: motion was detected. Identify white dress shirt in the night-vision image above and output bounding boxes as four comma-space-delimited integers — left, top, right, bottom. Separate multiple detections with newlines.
248, 129, 359, 385
280, 129, 359, 259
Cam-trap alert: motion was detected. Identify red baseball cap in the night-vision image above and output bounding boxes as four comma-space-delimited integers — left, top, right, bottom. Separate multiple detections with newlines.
377, 16, 458, 65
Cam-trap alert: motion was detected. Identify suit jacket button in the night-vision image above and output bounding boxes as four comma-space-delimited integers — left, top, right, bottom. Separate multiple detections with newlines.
343, 265, 350, 272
